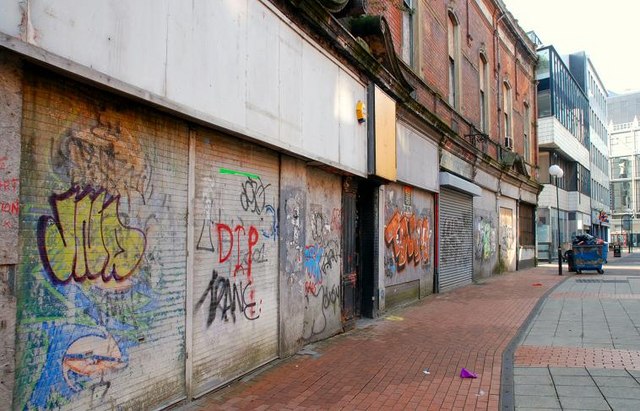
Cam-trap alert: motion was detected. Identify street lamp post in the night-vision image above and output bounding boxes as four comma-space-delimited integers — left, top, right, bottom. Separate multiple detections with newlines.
549, 162, 564, 276
627, 210, 634, 254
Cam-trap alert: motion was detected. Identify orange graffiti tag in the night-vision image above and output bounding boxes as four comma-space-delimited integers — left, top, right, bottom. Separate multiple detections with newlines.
384, 210, 430, 270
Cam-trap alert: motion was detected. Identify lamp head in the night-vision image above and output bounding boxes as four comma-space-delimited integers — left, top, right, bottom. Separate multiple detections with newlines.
549, 164, 564, 178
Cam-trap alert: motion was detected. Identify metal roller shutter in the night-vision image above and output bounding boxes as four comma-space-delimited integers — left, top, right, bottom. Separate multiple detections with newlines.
191, 130, 279, 396
17, 72, 189, 410
439, 188, 473, 291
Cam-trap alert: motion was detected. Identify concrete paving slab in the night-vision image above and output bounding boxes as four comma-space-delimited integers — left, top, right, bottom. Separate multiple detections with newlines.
549, 367, 590, 376
551, 375, 596, 386
514, 408, 562, 411
592, 375, 640, 387
627, 370, 640, 379
522, 336, 554, 345
556, 385, 603, 398
607, 397, 640, 411
514, 384, 557, 397
599, 386, 640, 400
583, 342, 615, 349
514, 375, 554, 386
551, 337, 583, 346
587, 368, 631, 377
514, 394, 562, 409
513, 367, 551, 376
558, 396, 610, 410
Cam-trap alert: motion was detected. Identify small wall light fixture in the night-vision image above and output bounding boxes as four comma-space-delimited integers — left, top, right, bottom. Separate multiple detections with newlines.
356, 100, 366, 124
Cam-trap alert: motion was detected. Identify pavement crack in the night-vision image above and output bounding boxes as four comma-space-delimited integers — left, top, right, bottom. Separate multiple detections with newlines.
586, 367, 613, 411
547, 365, 564, 411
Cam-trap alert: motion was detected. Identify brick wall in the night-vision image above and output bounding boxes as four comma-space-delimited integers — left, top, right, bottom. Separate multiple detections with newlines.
379, 0, 537, 165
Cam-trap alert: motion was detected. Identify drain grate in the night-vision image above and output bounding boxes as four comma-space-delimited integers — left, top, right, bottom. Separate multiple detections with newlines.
575, 279, 629, 284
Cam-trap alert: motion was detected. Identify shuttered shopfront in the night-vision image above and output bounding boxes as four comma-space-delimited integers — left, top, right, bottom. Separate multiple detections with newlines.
16, 70, 189, 410
439, 188, 474, 291
191, 129, 280, 396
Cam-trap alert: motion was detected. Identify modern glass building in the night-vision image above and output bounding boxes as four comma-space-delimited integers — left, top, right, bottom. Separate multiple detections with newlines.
608, 91, 640, 247
535, 45, 591, 261
566, 51, 610, 240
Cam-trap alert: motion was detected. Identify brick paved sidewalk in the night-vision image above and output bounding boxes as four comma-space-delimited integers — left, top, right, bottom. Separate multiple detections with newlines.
179, 267, 565, 411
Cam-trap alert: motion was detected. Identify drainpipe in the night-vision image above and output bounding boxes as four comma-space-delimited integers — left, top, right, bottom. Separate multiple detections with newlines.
516, 198, 520, 271
494, 10, 505, 145
434, 192, 440, 293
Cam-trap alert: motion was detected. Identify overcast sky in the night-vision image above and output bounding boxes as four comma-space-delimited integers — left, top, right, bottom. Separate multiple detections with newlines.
501, 0, 639, 95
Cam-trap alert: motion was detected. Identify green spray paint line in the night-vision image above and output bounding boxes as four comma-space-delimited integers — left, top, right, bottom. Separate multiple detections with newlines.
219, 168, 260, 179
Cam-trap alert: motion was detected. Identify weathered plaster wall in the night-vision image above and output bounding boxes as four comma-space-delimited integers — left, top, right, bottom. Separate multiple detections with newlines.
473, 189, 498, 279
0, 51, 21, 263
0, 51, 21, 410
279, 159, 343, 355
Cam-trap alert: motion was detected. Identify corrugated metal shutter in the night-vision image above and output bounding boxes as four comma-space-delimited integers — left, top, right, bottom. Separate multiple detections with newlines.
191, 130, 279, 396
17, 71, 188, 410
439, 188, 473, 291
301, 168, 343, 342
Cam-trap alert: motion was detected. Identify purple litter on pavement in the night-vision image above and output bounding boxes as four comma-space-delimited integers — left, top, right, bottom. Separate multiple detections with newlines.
460, 368, 478, 378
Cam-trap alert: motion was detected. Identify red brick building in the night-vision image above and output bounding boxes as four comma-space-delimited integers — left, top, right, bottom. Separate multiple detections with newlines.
0, 0, 540, 408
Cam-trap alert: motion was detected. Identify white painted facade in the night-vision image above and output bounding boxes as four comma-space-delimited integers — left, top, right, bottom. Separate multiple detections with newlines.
0, 0, 368, 176
538, 117, 590, 169
396, 122, 439, 192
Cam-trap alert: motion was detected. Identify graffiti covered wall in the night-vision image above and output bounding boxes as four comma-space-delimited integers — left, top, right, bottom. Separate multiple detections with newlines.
473, 190, 498, 279
383, 184, 434, 297
279, 158, 307, 356
191, 130, 279, 395
16, 72, 188, 410
279, 159, 343, 354
302, 168, 342, 342
474, 211, 498, 277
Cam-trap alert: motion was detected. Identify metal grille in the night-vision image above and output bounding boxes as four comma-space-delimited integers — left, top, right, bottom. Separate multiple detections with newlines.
575, 279, 629, 284
342, 178, 358, 324
439, 188, 473, 291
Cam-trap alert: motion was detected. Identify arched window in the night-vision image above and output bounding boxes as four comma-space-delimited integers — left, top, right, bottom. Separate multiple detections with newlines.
447, 11, 460, 108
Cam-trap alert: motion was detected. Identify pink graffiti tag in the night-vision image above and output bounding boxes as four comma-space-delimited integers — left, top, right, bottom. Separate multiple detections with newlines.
217, 223, 259, 282
0, 200, 19, 215
0, 178, 18, 192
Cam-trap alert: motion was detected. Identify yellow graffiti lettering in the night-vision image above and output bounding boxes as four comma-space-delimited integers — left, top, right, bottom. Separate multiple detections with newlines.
38, 186, 146, 284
